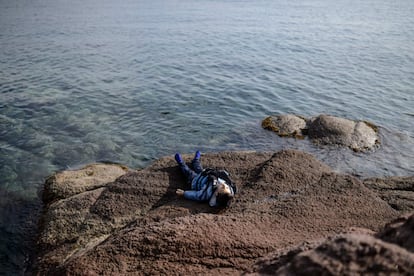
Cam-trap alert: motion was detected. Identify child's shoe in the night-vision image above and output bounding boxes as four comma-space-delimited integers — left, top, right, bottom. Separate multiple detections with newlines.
194, 150, 201, 160
175, 153, 184, 165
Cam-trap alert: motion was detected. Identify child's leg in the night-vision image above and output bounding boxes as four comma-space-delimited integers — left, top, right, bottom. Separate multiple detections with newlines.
191, 150, 203, 173
179, 163, 197, 183
175, 153, 197, 184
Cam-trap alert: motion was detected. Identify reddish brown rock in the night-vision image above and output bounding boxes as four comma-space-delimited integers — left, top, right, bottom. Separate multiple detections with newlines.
377, 213, 414, 252
43, 163, 129, 204
364, 176, 414, 212
34, 150, 413, 275
252, 232, 414, 275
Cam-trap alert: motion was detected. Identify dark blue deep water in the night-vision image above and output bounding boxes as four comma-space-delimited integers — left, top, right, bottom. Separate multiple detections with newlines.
1, 0, 413, 274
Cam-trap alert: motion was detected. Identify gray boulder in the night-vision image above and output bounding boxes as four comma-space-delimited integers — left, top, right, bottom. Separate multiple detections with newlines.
262, 114, 380, 151
308, 114, 379, 151
261, 114, 307, 138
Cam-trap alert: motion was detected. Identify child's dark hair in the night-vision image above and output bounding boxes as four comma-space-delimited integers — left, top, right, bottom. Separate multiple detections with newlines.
216, 192, 234, 208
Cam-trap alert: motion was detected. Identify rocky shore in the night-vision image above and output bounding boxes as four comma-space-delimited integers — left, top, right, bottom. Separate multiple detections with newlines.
33, 150, 414, 275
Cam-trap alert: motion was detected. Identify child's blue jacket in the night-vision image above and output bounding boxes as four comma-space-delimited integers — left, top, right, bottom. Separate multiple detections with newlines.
183, 173, 218, 206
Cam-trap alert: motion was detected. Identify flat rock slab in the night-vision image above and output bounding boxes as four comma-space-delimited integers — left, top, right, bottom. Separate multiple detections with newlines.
34, 150, 413, 275
43, 163, 129, 204
262, 114, 380, 151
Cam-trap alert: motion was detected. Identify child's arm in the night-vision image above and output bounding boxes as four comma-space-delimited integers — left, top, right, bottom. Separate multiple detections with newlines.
176, 189, 205, 201
183, 189, 208, 201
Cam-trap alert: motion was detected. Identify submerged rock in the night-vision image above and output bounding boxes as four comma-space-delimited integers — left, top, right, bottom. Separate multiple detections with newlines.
261, 114, 307, 138
308, 114, 379, 151
34, 150, 413, 275
262, 114, 380, 151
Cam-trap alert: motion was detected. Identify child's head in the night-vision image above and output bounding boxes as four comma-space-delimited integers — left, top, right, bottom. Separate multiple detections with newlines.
216, 182, 234, 207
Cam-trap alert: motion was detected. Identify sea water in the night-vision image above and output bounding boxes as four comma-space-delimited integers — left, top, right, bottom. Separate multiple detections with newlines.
1, 0, 413, 274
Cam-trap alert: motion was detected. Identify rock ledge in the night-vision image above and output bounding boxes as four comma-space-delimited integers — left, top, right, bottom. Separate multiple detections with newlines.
34, 150, 413, 275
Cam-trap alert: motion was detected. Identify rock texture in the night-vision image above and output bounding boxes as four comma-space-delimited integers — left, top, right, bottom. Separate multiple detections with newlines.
377, 213, 414, 252
43, 163, 129, 204
261, 114, 307, 138
251, 227, 414, 275
251, 213, 414, 275
363, 176, 414, 212
34, 150, 413, 275
262, 114, 380, 151
308, 114, 379, 151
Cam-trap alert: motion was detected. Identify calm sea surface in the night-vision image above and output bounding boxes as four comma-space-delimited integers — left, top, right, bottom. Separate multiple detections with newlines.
1, 0, 413, 274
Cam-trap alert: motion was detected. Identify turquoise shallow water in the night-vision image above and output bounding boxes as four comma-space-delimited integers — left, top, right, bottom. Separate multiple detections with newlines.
1, 0, 413, 274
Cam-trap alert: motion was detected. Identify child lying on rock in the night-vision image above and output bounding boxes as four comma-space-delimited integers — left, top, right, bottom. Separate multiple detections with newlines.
175, 151, 235, 208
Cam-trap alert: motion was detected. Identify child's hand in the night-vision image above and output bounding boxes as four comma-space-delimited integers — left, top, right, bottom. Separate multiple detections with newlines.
176, 189, 184, 196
